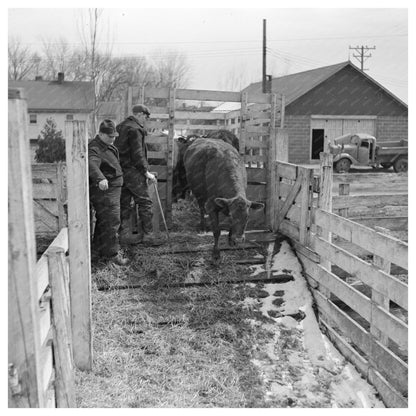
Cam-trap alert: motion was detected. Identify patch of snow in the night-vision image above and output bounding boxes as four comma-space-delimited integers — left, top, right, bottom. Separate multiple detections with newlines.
249, 264, 265, 277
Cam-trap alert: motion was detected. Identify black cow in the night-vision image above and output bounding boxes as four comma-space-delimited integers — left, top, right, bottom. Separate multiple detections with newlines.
172, 130, 240, 202
183, 138, 264, 259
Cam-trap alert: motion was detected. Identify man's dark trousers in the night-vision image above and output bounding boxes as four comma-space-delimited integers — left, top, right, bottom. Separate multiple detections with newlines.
90, 185, 122, 257
120, 168, 153, 234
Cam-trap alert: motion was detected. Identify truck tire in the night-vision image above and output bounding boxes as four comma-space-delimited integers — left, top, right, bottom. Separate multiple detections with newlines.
393, 157, 408, 173
334, 158, 351, 173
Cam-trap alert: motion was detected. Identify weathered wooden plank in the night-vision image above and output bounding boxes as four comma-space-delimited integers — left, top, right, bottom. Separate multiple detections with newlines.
147, 120, 169, 130
48, 248, 76, 407
367, 368, 408, 408
246, 125, 269, 134
244, 155, 267, 163
245, 139, 269, 149
275, 170, 303, 228
311, 235, 408, 310
32, 182, 56, 199
247, 168, 266, 183
312, 288, 408, 397
143, 86, 170, 99
332, 194, 408, 209
276, 162, 298, 180
279, 218, 300, 241
314, 208, 408, 270
31, 164, 58, 180
65, 121, 92, 371
40, 344, 53, 400
147, 106, 169, 115
175, 111, 226, 120
176, 88, 241, 102
307, 256, 408, 350
9, 89, 45, 408
175, 124, 224, 131
352, 217, 408, 232
299, 167, 314, 245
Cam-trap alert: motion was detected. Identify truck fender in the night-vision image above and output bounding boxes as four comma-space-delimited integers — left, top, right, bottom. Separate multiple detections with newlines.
333, 153, 355, 164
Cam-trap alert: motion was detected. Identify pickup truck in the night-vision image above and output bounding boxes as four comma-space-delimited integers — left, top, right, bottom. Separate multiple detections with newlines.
328, 133, 408, 173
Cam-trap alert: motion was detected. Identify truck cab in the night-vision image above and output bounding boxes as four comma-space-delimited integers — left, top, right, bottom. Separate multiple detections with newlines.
329, 133, 377, 172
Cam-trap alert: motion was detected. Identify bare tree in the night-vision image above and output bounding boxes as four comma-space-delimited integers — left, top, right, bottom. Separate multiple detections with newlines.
40, 37, 73, 80
8, 36, 39, 80
217, 65, 255, 92
150, 50, 192, 89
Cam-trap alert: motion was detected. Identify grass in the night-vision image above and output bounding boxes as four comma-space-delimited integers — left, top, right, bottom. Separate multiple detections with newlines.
75, 199, 275, 407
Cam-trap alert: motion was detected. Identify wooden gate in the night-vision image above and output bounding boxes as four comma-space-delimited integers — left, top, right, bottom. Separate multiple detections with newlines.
125, 86, 286, 230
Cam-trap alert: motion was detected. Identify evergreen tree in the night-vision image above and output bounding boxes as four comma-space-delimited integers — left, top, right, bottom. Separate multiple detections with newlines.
35, 118, 66, 162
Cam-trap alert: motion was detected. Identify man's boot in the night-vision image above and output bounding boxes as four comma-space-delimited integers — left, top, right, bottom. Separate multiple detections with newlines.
141, 232, 165, 247
119, 221, 141, 246
108, 251, 130, 266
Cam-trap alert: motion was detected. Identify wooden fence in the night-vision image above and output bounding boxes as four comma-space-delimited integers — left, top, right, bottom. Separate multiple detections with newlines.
126, 86, 287, 230
273, 154, 408, 407
32, 163, 67, 237
9, 88, 92, 407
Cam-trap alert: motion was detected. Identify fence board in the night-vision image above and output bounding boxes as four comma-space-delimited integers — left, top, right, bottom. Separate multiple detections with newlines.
65, 121, 92, 371
32, 164, 58, 180
305, 249, 407, 349
9, 89, 45, 408
332, 194, 408, 210
314, 209, 407, 269
176, 88, 241, 102
312, 235, 407, 310
276, 162, 298, 180
32, 182, 56, 199
311, 287, 408, 397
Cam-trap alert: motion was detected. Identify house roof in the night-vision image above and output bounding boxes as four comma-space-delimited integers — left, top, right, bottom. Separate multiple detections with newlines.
9, 79, 94, 112
243, 61, 407, 109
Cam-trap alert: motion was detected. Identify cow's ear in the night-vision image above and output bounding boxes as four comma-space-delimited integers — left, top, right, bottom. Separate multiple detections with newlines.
250, 201, 264, 211
214, 197, 230, 209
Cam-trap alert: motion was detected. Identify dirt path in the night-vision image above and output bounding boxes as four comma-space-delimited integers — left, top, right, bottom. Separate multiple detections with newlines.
76, 232, 384, 407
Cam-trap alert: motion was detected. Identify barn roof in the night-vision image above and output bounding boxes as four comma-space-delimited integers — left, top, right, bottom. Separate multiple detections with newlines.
243, 61, 407, 109
8, 79, 94, 112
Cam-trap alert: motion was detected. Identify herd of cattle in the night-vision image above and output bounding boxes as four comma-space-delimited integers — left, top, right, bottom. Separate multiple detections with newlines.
168, 130, 264, 259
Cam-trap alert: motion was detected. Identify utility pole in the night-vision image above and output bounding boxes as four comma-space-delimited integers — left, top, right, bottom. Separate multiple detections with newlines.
262, 19, 267, 93
349, 45, 376, 72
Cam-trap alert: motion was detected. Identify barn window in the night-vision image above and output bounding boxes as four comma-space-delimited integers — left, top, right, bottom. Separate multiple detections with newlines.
66, 114, 74, 121
29, 114, 37, 124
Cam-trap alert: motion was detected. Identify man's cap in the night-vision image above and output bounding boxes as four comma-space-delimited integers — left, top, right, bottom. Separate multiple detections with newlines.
132, 104, 151, 116
99, 119, 119, 137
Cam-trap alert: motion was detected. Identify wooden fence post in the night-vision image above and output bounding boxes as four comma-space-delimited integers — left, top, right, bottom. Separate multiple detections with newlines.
8, 88, 45, 408
276, 129, 289, 162
65, 120, 92, 371
239, 91, 248, 156
338, 183, 350, 218
266, 93, 277, 230
280, 94, 285, 128
56, 162, 67, 230
317, 152, 333, 299
47, 248, 76, 407
299, 167, 315, 246
166, 87, 176, 227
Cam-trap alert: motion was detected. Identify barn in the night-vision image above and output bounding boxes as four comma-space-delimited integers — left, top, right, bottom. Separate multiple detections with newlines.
243, 61, 408, 164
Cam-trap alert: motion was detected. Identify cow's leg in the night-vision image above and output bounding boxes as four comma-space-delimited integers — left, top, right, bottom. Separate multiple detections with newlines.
210, 210, 221, 260
197, 199, 206, 232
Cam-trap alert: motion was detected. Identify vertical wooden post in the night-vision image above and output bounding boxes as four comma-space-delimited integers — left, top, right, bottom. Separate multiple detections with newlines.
125, 86, 133, 118
65, 120, 92, 371
299, 167, 314, 246
317, 152, 333, 298
239, 91, 248, 156
266, 94, 277, 230
166, 87, 176, 227
8, 88, 45, 408
56, 162, 67, 230
338, 183, 350, 218
149, 173, 160, 234
280, 95, 286, 128
276, 128, 289, 162
47, 248, 76, 408
139, 85, 145, 104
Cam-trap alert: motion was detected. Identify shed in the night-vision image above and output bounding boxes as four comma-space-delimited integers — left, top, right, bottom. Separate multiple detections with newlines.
243, 61, 408, 164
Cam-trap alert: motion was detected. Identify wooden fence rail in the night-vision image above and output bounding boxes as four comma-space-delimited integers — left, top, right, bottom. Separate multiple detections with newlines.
273, 155, 408, 408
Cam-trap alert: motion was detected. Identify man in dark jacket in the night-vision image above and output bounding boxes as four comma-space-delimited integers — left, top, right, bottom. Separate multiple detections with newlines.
89, 119, 129, 265
115, 104, 162, 246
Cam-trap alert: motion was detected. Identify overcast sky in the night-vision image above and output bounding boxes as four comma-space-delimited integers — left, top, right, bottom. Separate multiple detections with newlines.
8, 6, 408, 102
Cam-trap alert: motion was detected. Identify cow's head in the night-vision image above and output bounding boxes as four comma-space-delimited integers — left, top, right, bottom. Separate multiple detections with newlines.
214, 196, 264, 244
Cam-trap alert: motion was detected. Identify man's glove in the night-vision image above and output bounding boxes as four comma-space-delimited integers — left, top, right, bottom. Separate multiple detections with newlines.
98, 179, 109, 190
145, 171, 157, 184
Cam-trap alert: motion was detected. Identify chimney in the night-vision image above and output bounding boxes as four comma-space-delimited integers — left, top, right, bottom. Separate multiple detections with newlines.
35, 75, 43, 81
57, 72, 65, 83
